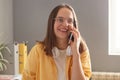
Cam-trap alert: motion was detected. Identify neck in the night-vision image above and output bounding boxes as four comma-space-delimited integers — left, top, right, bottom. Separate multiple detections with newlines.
56, 39, 68, 50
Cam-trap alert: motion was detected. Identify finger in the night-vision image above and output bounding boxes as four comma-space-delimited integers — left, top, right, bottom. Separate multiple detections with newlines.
72, 27, 80, 37
70, 31, 78, 41
68, 25, 81, 40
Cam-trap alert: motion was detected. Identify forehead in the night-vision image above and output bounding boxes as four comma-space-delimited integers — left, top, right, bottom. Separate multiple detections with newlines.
56, 7, 73, 19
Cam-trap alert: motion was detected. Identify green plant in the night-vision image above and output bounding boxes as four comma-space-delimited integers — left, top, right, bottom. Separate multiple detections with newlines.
0, 43, 11, 71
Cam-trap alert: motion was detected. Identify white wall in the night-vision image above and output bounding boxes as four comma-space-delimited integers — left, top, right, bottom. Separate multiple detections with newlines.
0, 0, 13, 44
0, 0, 14, 74
13, 0, 120, 72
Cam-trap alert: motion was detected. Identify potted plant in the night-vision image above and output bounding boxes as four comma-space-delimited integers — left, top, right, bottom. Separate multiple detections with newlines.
0, 43, 11, 71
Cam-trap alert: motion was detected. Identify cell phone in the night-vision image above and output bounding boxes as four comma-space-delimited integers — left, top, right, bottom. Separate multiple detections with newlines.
68, 32, 74, 44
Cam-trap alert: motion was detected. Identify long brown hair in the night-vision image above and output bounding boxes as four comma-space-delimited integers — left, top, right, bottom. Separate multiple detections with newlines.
43, 3, 87, 56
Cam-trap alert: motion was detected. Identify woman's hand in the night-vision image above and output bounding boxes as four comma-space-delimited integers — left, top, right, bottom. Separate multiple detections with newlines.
69, 25, 87, 80
68, 25, 81, 57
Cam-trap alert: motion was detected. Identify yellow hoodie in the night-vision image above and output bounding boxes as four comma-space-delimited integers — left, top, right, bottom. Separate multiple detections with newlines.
22, 42, 91, 80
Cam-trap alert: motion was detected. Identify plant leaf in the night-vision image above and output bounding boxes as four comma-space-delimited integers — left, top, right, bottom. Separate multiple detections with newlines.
0, 59, 9, 71
2, 62, 7, 70
4, 46, 11, 54
0, 46, 4, 51
0, 43, 5, 52
0, 62, 4, 71
0, 59, 9, 63
0, 51, 3, 59
0, 43, 11, 71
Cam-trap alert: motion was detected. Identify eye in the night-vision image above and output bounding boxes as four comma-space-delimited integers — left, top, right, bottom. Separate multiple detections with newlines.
67, 18, 73, 24
58, 18, 64, 23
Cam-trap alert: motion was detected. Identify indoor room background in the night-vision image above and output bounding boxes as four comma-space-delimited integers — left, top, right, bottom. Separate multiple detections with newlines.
0, 0, 120, 74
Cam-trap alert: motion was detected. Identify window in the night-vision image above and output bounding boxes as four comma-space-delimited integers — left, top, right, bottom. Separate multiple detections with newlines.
109, 0, 120, 55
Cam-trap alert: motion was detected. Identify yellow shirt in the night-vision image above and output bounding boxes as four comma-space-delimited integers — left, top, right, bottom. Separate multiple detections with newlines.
22, 43, 92, 80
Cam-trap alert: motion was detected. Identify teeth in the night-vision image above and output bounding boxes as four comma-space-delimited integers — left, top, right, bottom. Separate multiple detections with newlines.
60, 29, 67, 32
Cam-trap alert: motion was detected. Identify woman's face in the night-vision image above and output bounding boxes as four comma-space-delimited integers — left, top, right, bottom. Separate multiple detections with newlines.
54, 7, 74, 41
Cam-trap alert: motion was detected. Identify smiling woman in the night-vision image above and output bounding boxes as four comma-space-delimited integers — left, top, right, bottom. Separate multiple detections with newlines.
22, 3, 92, 80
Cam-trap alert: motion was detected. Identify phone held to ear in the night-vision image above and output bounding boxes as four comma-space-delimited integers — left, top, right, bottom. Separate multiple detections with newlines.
67, 33, 73, 56
68, 32, 74, 44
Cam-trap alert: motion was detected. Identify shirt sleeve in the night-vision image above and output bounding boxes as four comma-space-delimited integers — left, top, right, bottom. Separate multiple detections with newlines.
22, 45, 39, 80
80, 49, 92, 78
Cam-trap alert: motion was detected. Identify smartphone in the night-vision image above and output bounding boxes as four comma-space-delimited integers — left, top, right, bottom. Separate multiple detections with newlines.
68, 32, 74, 44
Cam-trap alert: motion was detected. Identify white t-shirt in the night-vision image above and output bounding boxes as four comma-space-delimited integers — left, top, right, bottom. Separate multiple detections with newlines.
52, 47, 66, 80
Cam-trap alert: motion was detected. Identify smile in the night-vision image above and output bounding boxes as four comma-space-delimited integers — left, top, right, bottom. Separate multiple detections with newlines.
59, 28, 68, 32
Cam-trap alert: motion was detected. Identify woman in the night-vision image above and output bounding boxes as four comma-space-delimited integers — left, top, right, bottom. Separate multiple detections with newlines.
22, 3, 92, 80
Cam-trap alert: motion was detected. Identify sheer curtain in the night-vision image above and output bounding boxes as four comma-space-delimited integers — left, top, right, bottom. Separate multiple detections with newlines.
109, 0, 120, 55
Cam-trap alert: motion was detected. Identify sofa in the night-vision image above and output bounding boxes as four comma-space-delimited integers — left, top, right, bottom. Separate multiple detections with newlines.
91, 72, 120, 80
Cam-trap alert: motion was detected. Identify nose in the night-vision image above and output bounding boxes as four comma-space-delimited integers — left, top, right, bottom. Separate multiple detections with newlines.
63, 20, 69, 27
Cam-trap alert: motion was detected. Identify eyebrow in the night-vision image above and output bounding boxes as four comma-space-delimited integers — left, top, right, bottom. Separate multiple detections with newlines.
56, 16, 73, 20
56, 16, 64, 18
